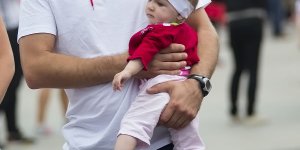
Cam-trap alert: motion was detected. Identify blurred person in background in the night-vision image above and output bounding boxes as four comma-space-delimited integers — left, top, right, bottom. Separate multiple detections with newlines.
267, 0, 285, 37
36, 88, 68, 136
0, 16, 15, 150
205, 0, 226, 32
283, 0, 296, 21
0, 0, 34, 147
225, 0, 267, 124
296, 0, 300, 46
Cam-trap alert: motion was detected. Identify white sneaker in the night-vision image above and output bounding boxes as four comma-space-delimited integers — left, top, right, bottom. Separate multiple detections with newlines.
230, 115, 242, 123
36, 125, 52, 136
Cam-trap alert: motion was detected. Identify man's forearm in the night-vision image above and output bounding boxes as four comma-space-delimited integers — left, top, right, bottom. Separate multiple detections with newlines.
19, 33, 128, 89
191, 25, 219, 78
25, 52, 128, 89
188, 9, 219, 78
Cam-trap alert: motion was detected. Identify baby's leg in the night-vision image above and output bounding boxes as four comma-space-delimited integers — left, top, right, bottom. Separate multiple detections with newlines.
118, 91, 170, 147
169, 115, 205, 150
116, 75, 185, 149
117, 75, 178, 149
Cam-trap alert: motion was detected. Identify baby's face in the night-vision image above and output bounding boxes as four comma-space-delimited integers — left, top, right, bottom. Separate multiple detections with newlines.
145, 0, 178, 24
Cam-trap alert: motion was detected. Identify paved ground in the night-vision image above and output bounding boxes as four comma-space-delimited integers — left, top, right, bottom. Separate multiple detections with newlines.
1, 24, 300, 150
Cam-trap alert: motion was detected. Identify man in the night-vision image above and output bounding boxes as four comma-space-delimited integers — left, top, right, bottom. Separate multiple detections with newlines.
18, 0, 219, 149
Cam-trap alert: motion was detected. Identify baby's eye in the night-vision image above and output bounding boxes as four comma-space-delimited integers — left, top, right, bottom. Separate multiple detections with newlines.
157, 2, 164, 6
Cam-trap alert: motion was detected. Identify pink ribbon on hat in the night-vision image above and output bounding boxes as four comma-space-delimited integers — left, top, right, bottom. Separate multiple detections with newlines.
90, 0, 94, 9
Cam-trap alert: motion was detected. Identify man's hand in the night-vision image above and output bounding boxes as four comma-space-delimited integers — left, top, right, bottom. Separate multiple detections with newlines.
136, 43, 187, 79
147, 78, 203, 129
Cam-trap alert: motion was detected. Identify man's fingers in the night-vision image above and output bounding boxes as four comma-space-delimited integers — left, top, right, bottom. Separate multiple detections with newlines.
162, 101, 195, 129
147, 81, 171, 94
175, 116, 188, 129
155, 52, 187, 62
145, 44, 187, 79
179, 120, 190, 129
151, 61, 187, 71
163, 110, 181, 128
160, 44, 185, 54
155, 70, 181, 76
159, 104, 175, 126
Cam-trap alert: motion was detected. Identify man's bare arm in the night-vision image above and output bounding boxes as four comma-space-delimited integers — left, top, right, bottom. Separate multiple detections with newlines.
187, 8, 219, 78
19, 33, 128, 89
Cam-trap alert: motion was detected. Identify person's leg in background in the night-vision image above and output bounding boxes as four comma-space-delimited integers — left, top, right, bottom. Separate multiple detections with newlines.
244, 19, 263, 117
36, 89, 68, 136
59, 89, 68, 117
296, 0, 300, 47
0, 113, 5, 149
36, 89, 52, 135
267, 0, 285, 37
228, 20, 246, 120
0, 28, 33, 144
228, 18, 264, 122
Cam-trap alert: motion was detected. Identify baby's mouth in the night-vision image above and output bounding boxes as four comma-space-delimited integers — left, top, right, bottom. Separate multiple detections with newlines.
147, 14, 154, 18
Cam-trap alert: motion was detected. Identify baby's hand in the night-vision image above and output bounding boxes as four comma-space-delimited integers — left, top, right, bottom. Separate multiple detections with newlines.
112, 73, 124, 91
112, 71, 131, 91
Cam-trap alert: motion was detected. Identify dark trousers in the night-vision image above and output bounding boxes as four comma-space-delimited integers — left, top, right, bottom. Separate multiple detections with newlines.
267, 0, 284, 36
0, 28, 23, 135
228, 18, 263, 116
158, 143, 174, 150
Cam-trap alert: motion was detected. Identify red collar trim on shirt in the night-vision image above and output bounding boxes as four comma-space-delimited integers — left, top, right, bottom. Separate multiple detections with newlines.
90, 0, 94, 9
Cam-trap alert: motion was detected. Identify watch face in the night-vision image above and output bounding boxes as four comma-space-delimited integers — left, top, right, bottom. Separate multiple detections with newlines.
203, 78, 212, 92
187, 74, 212, 97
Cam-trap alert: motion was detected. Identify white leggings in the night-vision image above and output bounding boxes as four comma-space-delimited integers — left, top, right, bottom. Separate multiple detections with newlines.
118, 75, 205, 150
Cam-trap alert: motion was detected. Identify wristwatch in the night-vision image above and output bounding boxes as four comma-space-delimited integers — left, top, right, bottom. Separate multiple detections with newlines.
187, 74, 212, 97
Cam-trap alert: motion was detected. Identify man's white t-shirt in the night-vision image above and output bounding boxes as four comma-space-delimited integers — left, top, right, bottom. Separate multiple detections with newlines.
0, 0, 19, 30
297, 0, 300, 14
18, 0, 211, 149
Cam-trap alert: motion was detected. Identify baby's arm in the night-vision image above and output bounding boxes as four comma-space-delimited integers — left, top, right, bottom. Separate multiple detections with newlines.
112, 59, 143, 91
